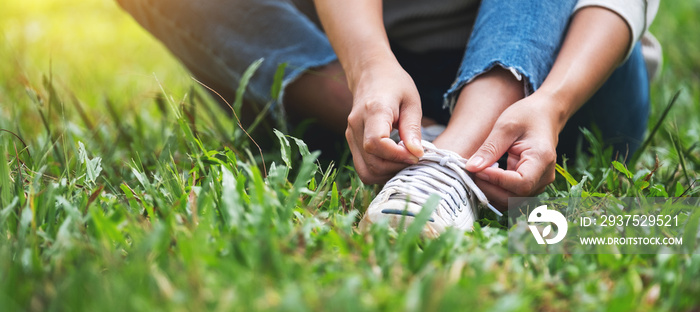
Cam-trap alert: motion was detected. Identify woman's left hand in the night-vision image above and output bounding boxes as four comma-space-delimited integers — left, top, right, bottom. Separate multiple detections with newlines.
464, 91, 564, 210
463, 6, 632, 210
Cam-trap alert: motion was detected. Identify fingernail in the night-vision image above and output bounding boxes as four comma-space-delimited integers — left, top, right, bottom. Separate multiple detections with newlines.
468, 156, 484, 168
476, 172, 489, 182
412, 138, 422, 149
407, 155, 419, 164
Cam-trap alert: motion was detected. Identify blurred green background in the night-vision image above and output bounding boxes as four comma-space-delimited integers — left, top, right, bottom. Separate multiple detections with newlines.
0, 0, 698, 311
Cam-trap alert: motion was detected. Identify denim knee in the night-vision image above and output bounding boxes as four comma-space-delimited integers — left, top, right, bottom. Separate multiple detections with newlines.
558, 43, 650, 159
117, 0, 337, 118
443, 0, 577, 110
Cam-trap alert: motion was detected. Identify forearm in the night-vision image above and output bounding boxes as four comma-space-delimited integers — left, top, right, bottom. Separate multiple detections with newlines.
538, 6, 631, 131
313, 0, 396, 91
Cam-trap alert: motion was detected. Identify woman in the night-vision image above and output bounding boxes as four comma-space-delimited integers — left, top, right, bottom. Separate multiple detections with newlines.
117, 0, 659, 236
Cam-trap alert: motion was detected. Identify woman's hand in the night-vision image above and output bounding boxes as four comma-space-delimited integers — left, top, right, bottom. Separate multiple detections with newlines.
314, 0, 424, 184
463, 6, 632, 209
465, 91, 563, 209
346, 62, 424, 184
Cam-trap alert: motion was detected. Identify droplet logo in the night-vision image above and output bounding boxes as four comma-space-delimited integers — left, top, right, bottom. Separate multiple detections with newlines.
528, 205, 568, 245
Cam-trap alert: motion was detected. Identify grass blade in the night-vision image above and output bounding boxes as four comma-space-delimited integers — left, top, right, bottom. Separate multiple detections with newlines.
669, 129, 690, 183
631, 90, 681, 164
233, 58, 264, 117
0, 141, 12, 206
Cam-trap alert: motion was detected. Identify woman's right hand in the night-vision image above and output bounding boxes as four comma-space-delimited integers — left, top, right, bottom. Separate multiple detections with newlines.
345, 61, 424, 184
313, 0, 424, 184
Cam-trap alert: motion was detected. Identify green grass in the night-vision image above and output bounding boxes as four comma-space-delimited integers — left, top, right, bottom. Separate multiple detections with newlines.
1, 0, 699, 311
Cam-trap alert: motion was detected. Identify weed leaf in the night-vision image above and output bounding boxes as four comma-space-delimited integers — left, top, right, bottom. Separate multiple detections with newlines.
683, 209, 700, 253
274, 129, 292, 169
555, 164, 578, 186
78, 142, 102, 187
270, 63, 287, 101
612, 161, 633, 179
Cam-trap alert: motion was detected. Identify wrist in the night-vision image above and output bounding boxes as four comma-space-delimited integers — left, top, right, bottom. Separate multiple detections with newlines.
345, 49, 398, 92
528, 88, 572, 133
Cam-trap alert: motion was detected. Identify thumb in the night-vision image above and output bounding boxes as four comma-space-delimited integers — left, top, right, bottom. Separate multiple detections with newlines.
398, 99, 424, 158
465, 126, 516, 172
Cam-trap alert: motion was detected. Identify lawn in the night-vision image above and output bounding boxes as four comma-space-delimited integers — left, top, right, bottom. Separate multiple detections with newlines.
0, 0, 698, 311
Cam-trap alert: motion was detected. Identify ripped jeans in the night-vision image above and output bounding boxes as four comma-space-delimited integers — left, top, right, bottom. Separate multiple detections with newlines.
117, 0, 649, 157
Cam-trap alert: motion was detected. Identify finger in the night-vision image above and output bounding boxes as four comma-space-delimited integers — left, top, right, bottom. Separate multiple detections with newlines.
363, 110, 419, 164
361, 106, 393, 143
397, 96, 424, 158
354, 159, 403, 185
474, 156, 547, 196
465, 122, 519, 172
506, 153, 520, 171
348, 126, 409, 179
474, 178, 517, 211
351, 160, 396, 184
347, 131, 406, 184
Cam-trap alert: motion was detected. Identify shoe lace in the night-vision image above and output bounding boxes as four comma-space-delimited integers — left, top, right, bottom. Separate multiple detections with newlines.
384, 141, 502, 217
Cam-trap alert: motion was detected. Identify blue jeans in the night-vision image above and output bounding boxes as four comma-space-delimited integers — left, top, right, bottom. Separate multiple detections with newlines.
117, 0, 649, 158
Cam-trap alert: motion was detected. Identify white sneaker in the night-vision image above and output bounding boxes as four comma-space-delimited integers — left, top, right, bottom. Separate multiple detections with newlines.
359, 141, 502, 238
